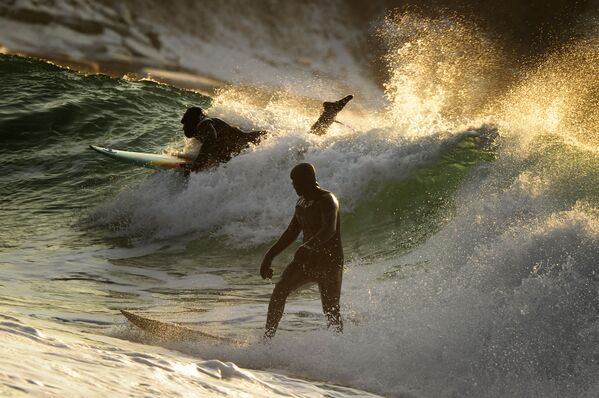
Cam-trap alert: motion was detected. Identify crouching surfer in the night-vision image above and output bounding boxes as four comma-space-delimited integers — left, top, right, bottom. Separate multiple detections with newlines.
181, 95, 353, 172
259, 163, 344, 339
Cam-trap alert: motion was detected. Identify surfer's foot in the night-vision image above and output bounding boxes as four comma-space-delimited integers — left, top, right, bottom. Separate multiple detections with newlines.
260, 335, 272, 345
309, 94, 354, 135
323, 95, 353, 112
262, 327, 276, 342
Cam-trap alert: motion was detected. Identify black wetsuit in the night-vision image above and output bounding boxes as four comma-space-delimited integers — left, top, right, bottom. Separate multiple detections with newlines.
265, 190, 344, 337
192, 117, 266, 168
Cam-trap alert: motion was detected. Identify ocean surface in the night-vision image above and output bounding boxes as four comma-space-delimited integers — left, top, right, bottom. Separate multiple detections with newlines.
1, 1, 599, 397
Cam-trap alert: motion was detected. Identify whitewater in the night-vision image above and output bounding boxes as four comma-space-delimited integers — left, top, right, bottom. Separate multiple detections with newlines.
2, 1, 599, 397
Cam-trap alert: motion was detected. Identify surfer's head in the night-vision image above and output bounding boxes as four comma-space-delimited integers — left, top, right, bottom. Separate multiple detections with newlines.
290, 163, 318, 196
181, 106, 206, 138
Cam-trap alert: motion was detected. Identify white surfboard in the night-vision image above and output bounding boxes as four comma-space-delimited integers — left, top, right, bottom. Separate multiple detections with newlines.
90, 145, 192, 171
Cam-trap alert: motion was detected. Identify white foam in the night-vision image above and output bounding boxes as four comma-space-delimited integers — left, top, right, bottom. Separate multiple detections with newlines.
0, 311, 378, 397
149, 144, 599, 398
89, 111, 482, 245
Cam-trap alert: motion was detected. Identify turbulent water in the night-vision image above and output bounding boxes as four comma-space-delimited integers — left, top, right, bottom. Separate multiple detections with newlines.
2, 1, 599, 397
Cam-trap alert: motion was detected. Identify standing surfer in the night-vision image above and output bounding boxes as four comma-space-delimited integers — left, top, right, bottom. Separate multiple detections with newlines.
260, 163, 344, 339
181, 95, 353, 171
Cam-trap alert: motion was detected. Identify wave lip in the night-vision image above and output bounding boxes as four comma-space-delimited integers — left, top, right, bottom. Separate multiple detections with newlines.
87, 124, 496, 245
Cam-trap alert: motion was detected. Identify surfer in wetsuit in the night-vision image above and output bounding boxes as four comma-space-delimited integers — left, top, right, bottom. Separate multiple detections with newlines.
181, 95, 353, 171
181, 107, 267, 171
260, 163, 344, 339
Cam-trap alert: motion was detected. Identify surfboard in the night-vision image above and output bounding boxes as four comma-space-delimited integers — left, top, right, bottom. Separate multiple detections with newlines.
90, 145, 192, 170
120, 310, 246, 346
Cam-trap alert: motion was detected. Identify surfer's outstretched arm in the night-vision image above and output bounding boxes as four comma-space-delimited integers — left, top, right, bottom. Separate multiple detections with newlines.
260, 215, 301, 279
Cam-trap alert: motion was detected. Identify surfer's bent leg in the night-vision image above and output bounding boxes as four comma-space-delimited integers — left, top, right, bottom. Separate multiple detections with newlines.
309, 95, 353, 135
318, 267, 343, 333
265, 261, 311, 338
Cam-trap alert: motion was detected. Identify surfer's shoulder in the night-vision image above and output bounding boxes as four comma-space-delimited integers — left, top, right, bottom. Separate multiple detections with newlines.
317, 190, 338, 210
198, 117, 214, 126
200, 117, 234, 132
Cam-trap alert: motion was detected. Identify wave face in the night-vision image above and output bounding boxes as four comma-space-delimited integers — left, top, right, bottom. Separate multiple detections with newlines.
1, 3, 599, 398
1, 0, 594, 103
0, 55, 209, 247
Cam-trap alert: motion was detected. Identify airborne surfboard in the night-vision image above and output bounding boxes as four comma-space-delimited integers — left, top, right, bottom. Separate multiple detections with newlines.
120, 310, 246, 346
90, 145, 192, 171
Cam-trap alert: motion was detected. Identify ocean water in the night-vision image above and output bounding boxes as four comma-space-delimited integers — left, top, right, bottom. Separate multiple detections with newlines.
2, 2, 599, 397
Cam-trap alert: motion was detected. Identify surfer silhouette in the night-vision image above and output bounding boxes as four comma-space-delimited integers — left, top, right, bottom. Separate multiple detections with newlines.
181, 107, 266, 171
260, 163, 344, 339
181, 95, 353, 171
